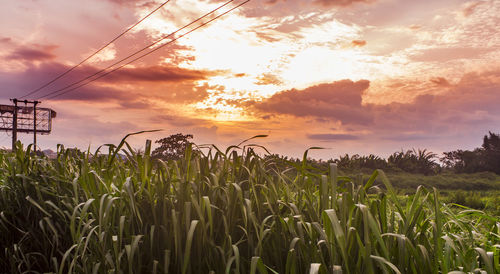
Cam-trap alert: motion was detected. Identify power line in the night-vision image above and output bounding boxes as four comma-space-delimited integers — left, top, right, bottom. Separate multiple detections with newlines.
40, 0, 247, 101
19, 0, 172, 99
39, 0, 238, 100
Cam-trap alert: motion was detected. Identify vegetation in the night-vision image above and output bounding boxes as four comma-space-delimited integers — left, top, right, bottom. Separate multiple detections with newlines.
0, 135, 499, 273
152, 133, 194, 161
333, 154, 388, 171
387, 149, 440, 175
277, 132, 500, 177
442, 132, 500, 174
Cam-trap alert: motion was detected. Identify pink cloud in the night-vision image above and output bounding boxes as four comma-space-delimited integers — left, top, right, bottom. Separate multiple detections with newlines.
0, 61, 212, 104
0, 37, 12, 43
106, 0, 150, 7
250, 69, 500, 140
6, 44, 58, 61
314, 0, 374, 7
430, 77, 452, 87
462, 1, 483, 17
250, 79, 373, 125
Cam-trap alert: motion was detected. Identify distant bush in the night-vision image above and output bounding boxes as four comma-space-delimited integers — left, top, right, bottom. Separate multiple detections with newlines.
447, 191, 485, 209
344, 171, 500, 192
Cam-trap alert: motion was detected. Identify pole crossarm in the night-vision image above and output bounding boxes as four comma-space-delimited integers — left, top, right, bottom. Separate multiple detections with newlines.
0, 104, 56, 133
1, 99, 57, 151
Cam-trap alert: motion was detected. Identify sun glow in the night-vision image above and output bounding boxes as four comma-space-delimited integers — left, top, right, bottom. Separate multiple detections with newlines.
136, 3, 380, 118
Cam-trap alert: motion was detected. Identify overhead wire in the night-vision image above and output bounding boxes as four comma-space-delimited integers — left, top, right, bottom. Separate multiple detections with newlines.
40, 0, 248, 100
39, 0, 239, 100
19, 0, 172, 99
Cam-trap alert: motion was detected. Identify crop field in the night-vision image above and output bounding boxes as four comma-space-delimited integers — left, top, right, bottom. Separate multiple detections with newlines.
0, 136, 499, 273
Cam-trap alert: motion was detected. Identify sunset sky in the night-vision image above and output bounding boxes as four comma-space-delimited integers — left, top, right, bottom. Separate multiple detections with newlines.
1, 0, 499, 159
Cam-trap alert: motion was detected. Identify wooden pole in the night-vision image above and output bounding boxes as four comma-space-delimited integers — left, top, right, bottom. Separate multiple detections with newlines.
33, 101, 39, 150
12, 99, 18, 151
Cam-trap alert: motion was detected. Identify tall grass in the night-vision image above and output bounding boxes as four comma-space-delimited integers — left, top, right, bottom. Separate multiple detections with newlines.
0, 136, 499, 273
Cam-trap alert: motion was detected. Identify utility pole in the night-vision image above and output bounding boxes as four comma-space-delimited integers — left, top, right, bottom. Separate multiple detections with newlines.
11, 98, 18, 151
1, 100, 56, 151
9, 99, 42, 151
33, 100, 40, 150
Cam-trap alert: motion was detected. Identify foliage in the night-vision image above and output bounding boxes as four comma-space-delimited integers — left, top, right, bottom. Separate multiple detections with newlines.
442, 132, 500, 174
446, 191, 485, 209
347, 171, 500, 192
387, 149, 440, 175
0, 138, 499, 273
333, 154, 388, 171
483, 131, 500, 173
441, 149, 485, 173
152, 133, 194, 161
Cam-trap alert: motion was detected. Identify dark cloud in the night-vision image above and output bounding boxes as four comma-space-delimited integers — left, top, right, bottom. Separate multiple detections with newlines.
54, 85, 128, 102
251, 70, 500, 138
105, 65, 210, 83
251, 79, 373, 125
0, 61, 211, 104
0, 62, 129, 101
49, 76, 210, 104
6, 44, 58, 61
307, 133, 359, 140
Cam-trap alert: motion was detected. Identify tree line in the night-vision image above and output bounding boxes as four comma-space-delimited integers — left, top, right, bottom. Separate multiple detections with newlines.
152, 132, 500, 175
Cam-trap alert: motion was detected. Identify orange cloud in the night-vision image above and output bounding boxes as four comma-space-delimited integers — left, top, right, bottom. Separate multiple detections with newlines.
351, 40, 367, 47
255, 73, 283, 85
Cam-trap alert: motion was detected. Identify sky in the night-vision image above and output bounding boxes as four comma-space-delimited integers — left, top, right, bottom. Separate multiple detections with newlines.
0, 0, 499, 159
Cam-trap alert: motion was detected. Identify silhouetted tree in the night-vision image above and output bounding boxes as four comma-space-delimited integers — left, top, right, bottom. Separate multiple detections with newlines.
334, 154, 388, 171
152, 133, 194, 161
441, 149, 484, 173
482, 131, 500, 173
388, 148, 439, 175
441, 132, 500, 174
